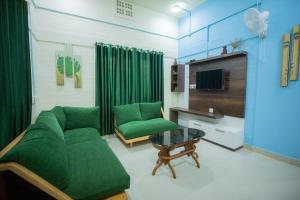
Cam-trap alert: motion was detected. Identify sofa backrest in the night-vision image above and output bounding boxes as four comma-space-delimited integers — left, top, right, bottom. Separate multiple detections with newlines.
139, 102, 162, 120
36, 111, 64, 140
113, 101, 162, 126
63, 106, 100, 130
0, 124, 70, 190
50, 106, 100, 131
51, 106, 67, 130
113, 103, 142, 126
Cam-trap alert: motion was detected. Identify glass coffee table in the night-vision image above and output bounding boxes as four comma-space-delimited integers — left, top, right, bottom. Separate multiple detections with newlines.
150, 127, 205, 179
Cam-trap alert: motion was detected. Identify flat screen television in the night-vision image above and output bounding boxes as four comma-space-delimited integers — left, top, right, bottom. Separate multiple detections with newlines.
196, 69, 224, 90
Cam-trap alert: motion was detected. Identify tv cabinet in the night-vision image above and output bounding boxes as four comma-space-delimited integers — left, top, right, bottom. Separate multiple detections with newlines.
188, 119, 244, 150
169, 107, 244, 151
188, 51, 247, 118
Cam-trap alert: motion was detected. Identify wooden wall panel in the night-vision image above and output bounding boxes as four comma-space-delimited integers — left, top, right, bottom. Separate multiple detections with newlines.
188, 51, 247, 118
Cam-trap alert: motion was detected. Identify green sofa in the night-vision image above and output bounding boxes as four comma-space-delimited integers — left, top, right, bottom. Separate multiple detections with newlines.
113, 102, 177, 147
0, 106, 130, 200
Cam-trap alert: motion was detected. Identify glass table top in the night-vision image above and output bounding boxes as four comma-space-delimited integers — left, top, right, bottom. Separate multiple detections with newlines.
150, 127, 205, 147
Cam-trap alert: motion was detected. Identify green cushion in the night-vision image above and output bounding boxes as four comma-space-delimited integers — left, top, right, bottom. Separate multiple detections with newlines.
36, 111, 64, 140
64, 128, 102, 145
51, 106, 66, 130
63, 140, 130, 200
63, 107, 100, 130
140, 102, 162, 120
113, 103, 142, 126
0, 124, 69, 189
117, 118, 177, 140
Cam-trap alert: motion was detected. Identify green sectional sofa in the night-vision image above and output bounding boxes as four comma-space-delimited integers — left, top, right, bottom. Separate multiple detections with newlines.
113, 102, 177, 147
0, 106, 130, 200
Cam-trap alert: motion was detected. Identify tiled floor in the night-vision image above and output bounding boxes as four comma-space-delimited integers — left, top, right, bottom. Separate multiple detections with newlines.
104, 135, 300, 200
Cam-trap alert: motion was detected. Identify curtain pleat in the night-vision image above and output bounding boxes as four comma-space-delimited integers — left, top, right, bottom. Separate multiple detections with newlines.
0, 0, 32, 149
95, 44, 164, 135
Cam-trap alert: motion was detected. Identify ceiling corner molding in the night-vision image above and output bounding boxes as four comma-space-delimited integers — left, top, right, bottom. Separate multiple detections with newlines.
30, 0, 178, 41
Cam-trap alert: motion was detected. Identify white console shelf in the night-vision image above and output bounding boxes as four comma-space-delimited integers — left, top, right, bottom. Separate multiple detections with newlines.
189, 119, 244, 150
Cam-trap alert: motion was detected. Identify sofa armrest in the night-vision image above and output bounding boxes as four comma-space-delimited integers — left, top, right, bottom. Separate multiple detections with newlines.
0, 162, 72, 200
0, 132, 72, 200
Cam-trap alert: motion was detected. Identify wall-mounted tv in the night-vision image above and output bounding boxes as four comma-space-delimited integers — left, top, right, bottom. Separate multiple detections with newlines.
196, 69, 224, 90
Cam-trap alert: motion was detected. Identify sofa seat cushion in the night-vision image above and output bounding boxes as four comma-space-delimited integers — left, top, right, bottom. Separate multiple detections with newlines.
117, 118, 177, 140
64, 128, 102, 145
63, 140, 130, 200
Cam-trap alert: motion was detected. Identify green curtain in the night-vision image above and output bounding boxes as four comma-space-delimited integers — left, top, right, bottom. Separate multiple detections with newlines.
0, 0, 32, 149
95, 43, 164, 135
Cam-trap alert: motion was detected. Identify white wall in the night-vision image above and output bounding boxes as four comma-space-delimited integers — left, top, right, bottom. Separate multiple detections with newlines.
30, 0, 179, 121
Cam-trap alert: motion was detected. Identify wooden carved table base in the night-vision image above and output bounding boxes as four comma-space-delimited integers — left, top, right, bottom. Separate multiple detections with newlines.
152, 139, 200, 179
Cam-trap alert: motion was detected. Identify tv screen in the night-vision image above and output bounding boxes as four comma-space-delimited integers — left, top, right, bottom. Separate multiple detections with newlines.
196, 69, 224, 90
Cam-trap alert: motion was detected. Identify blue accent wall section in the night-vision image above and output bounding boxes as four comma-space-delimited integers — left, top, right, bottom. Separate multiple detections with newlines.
178, 0, 300, 160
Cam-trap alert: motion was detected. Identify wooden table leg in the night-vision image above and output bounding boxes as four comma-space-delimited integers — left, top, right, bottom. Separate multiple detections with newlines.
184, 142, 200, 168
167, 162, 176, 179
191, 153, 200, 168
152, 160, 163, 176
152, 147, 177, 178
193, 151, 199, 158
152, 138, 201, 179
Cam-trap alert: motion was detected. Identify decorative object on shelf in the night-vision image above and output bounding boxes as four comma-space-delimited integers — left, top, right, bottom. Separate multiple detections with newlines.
55, 44, 83, 88
280, 33, 291, 87
230, 38, 241, 52
290, 24, 300, 81
244, 8, 270, 38
189, 84, 196, 89
221, 46, 227, 55
173, 58, 177, 65
55, 52, 64, 86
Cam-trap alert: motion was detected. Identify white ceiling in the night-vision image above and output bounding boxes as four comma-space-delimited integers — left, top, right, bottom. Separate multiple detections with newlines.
130, 0, 205, 18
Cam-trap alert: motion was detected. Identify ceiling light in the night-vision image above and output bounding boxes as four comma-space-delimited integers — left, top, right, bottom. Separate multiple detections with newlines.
171, 3, 182, 13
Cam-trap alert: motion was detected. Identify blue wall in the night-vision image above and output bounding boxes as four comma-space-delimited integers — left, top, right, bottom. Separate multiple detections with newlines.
178, 0, 300, 160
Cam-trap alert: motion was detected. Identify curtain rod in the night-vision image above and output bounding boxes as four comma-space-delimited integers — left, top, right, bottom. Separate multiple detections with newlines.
95, 42, 164, 55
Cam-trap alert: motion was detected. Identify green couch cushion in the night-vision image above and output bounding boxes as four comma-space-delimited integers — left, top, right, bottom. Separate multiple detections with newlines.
113, 103, 142, 126
64, 128, 102, 145
117, 118, 177, 140
51, 106, 66, 130
63, 107, 100, 130
0, 124, 69, 189
139, 102, 162, 120
36, 111, 64, 140
63, 140, 130, 200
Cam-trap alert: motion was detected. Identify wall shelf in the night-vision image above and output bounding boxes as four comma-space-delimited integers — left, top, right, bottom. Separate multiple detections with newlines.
171, 64, 185, 92
169, 107, 224, 124
186, 51, 247, 65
